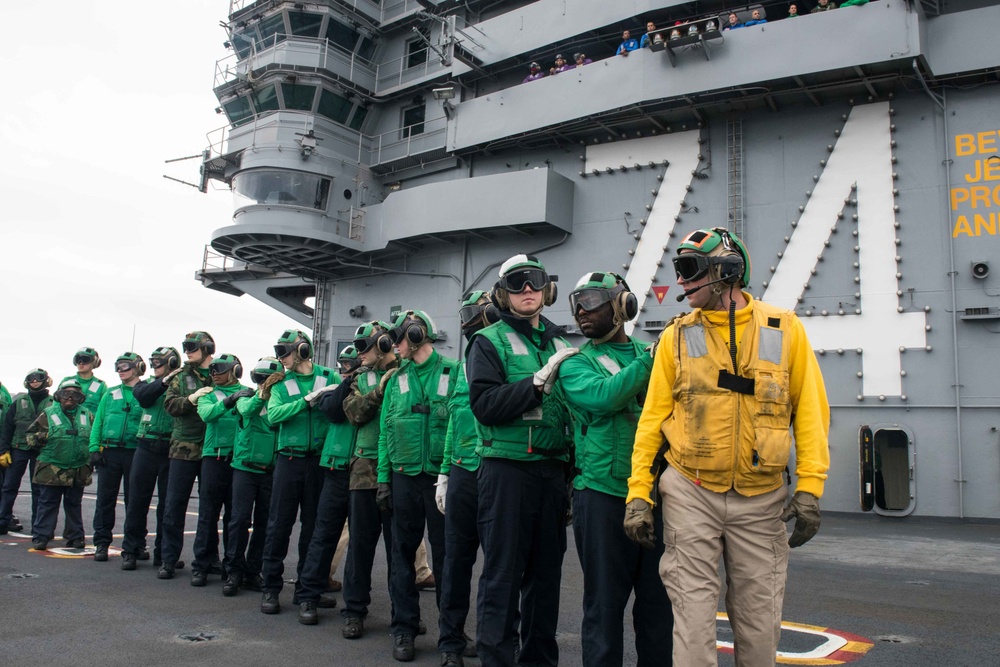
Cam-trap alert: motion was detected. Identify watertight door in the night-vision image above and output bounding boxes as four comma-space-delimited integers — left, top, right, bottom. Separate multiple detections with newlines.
859, 425, 874, 512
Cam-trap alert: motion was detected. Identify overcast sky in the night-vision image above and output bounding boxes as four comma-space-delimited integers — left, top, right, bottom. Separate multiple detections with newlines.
0, 2, 301, 392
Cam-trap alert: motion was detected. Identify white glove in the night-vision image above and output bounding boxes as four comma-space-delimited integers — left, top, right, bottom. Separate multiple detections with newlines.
187, 386, 213, 405
304, 383, 339, 406
435, 474, 448, 515
532, 347, 580, 395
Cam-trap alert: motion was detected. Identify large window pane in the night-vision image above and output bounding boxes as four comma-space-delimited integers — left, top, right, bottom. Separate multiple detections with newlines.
348, 106, 368, 131
402, 105, 425, 138
253, 85, 280, 113
406, 37, 428, 69
357, 36, 377, 62
318, 89, 352, 124
257, 13, 286, 49
223, 96, 253, 126
233, 169, 331, 211
231, 32, 255, 59
289, 12, 322, 37
326, 19, 358, 52
282, 83, 317, 111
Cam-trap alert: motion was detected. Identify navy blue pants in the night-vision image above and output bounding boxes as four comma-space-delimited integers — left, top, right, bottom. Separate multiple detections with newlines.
260, 454, 322, 594
225, 468, 272, 576
121, 441, 170, 557
192, 456, 233, 573
572, 488, 673, 667
34, 484, 84, 543
476, 458, 568, 667
342, 487, 393, 619
159, 458, 200, 568
298, 467, 350, 601
438, 464, 480, 655
92, 447, 134, 548
0, 448, 39, 530
389, 471, 445, 637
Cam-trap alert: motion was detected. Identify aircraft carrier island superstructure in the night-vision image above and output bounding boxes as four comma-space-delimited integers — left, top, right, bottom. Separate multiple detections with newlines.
194, 0, 1000, 520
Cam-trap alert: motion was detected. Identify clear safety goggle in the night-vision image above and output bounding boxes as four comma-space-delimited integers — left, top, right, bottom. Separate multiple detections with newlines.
569, 288, 616, 313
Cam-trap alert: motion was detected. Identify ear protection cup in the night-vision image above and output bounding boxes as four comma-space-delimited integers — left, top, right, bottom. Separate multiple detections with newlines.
619, 291, 639, 321
543, 283, 557, 307
137, 358, 147, 376
47, 376, 53, 388
405, 323, 427, 346
376, 332, 393, 354
93, 353, 102, 369
716, 254, 745, 285
168, 353, 180, 370
482, 303, 501, 326
297, 340, 311, 359
204, 340, 216, 356
493, 287, 510, 311
233, 360, 243, 379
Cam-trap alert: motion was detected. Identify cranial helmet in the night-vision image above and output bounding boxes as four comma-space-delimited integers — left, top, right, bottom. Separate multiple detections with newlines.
459, 290, 500, 337
390, 310, 438, 346
24, 368, 52, 389
54, 378, 84, 404
73, 346, 101, 368
208, 353, 243, 379
274, 329, 312, 360
338, 345, 363, 376
182, 331, 216, 356
149, 346, 181, 370
673, 227, 751, 287
353, 320, 394, 356
569, 271, 638, 343
250, 356, 282, 385
115, 352, 147, 376
493, 254, 557, 315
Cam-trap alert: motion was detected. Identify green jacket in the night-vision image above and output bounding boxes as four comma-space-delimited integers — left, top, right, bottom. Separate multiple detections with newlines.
267, 365, 338, 457
164, 363, 213, 460
28, 405, 93, 487
61, 374, 108, 414
441, 361, 480, 474
89, 384, 142, 452
197, 382, 250, 458
559, 337, 652, 498
136, 379, 173, 441
0, 384, 11, 423
344, 362, 398, 460
377, 349, 459, 482
234, 394, 278, 473
472, 321, 572, 462
8, 392, 54, 451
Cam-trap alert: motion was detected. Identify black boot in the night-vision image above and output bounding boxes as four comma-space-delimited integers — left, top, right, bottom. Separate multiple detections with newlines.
222, 572, 243, 597
121, 553, 137, 571
93, 545, 109, 561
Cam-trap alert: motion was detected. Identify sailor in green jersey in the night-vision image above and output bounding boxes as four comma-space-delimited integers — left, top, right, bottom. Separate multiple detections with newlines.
436, 291, 498, 666
0, 369, 54, 535
191, 353, 254, 587
62, 346, 108, 414
158, 331, 216, 580
223, 356, 281, 596
465, 255, 578, 667
25, 379, 93, 551
90, 352, 145, 562
121, 347, 182, 570
295, 345, 363, 625
259, 329, 339, 615
377, 309, 459, 662
558, 272, 672, 667
341, 320, 399, 640
0, 378, 10, 507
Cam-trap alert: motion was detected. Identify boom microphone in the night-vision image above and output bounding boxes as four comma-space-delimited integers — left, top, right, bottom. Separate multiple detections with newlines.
675, 275, 734, 302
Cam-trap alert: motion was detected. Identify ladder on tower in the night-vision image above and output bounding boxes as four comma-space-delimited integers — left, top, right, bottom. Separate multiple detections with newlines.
313, 279, 331, 367
727, 117, 745, 239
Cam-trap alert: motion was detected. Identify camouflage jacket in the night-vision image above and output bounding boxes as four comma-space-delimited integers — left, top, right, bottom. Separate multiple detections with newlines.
27, 405, 93, 488
164, 362, 213, 460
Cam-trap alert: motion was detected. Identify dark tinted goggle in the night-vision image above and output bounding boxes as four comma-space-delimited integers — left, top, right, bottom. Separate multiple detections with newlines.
499, 268, 548, 294
59, 389, 84, 402
569, 288, 616, 313
672, 254, 713, 282
182, 341, 201, 353
459, 303, 486, 326
273, 343, 295, 358
149, 356, 168, 369
73, 354, 95, 365
115, 362, 137, 373
209, 362, 235, 375
26, 372, 48, 384
250, 372, 270, 384
339, 358, 362, 375
353, 336, 377, 354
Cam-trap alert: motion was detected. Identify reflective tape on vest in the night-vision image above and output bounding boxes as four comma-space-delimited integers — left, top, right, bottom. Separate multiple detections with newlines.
684, 324, 707, 358
505, 331, 529, 356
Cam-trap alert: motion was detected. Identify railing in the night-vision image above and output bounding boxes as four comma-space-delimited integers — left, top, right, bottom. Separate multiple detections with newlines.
202, 245, 251, 273
228, 0, 426, 31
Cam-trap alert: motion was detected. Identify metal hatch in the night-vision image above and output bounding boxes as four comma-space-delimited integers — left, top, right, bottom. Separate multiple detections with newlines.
858, 424, 916, 517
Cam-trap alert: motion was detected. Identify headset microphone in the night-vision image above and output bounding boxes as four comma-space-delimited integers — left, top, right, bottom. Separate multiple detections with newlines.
675, 275, 735, 302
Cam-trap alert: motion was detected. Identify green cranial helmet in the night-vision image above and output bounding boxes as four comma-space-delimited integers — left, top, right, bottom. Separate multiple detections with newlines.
495, 253, 557, 313
274, 329, 312, 360
353, 320, 394, 355
569, 272, 638, 342
338, 345, 363, 376
24, 368, 52, 389
459, 290, 498, 335
182, 331, 215, 356
208, 353, 243, 379
390, 309, 438, 345
73, 346, 101, 368
149, 346, 181, 371
250, 356, 282, 384
115, 352, 146, 375
674, 227, 751, 287
54, 378, 84, 403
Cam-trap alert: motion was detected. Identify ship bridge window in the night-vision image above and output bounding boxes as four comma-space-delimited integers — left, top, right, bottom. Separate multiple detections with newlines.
233, 169, 331, 212
223, 96, 253, 126
256, 13, 286, 49
288, 11, 323, 38
282, 83, 317, 111
401, 105, 425, 138
406, 30, 429, 69
348, 106, 368, 132
326, 19, 359, 52
253, 85, 280, 113
357, 36, 377, 62
231, 32, 255, 59
318, 89, 352, 124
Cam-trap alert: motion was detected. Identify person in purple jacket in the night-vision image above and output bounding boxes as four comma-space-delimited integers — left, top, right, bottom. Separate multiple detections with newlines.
573, 53, 593, 68
549, 54, 573, 75
523, 62, 545, 83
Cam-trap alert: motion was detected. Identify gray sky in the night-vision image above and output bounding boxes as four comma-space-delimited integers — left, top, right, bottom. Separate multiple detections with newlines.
0, 2, 300, 391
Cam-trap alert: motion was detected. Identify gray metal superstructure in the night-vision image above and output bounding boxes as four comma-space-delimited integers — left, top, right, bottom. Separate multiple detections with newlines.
196, 0, 1000, 519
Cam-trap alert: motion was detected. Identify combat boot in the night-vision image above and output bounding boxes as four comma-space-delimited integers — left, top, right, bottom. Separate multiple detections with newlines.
66, 537, 86, 549
31, 539, 49, 551
94, 545, 109, 561
298, 600, 318, 625
441, 652, 464, 667
260, 592, 281, 614
138, 549, 150, 561
393, 634, 415, 662
157, 564, 175, 580
342, 616, 364, 639
191, 570, 208, 587
9, 516, 24, 532
121, 553, 137, 571
222, 572, 242, 597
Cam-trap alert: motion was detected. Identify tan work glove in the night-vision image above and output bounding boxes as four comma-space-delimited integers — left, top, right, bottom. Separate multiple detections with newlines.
532, 347, 579, 395
623, 498, 655, 549
373, 367, 398, 402
187, 386, 214, 405
259, 371, 285, 401
780, 491, 821, 548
